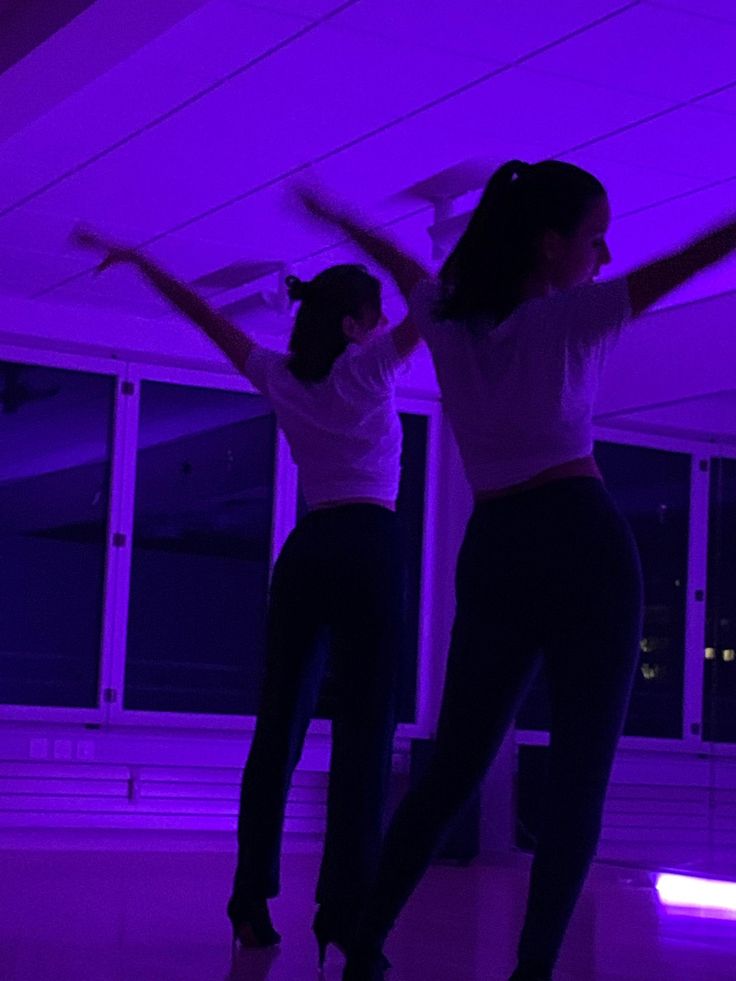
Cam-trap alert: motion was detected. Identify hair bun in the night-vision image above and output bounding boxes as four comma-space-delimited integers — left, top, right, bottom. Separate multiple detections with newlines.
509, 160, 531, 181
285, 274, 311, 302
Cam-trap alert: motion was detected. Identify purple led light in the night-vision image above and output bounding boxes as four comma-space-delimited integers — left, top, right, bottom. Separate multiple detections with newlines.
656, 873, 736, 918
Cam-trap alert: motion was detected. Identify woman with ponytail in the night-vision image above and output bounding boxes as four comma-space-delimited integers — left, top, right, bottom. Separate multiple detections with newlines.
72, 217, 425, 965
321, 161, 736, 981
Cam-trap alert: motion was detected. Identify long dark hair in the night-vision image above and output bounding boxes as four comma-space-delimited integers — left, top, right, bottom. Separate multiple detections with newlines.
438, 159, 606, 325
285, 264, 381, 382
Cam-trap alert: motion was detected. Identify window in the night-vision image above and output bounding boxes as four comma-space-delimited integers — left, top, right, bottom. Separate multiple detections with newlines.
123, 382, 276, 715
704, 457, 736, 743
516, 441, 690, 739
0, 360, 114, 708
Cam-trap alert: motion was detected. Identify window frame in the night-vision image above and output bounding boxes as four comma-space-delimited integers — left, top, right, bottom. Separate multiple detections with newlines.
515, 424, 718, 756
0, 341, 441, 740
5, 337, 736, 756
0, 343, 124, 726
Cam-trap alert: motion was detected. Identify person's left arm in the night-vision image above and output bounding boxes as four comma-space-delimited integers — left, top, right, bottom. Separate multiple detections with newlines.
72, 227, 255, 374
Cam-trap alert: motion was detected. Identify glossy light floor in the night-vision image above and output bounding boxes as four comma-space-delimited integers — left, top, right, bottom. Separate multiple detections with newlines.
1, 836, 735, 980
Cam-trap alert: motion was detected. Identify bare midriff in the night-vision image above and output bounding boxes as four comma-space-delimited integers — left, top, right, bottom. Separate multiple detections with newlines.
474, 454, 602, 503
310, 497, 397, 512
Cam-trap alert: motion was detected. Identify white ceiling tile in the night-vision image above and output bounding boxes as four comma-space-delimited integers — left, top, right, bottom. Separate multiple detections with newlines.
697, 85, 736, 116
558, 149, 709, 216
12, 28, 490, 237
1, 0, 734, 319
529, 3, 736, 102
336, 0, 633, 64
0, 2, 310, 216
0, 245, 90, 298
242, 0, 350, 15
605, 179, 736, 309
0, 0, 211, 144
43, 273, 178, 318
646, 0, 736, 24
579, 107, 736, 182
134, 66, 662, 256
26, 61, 666, 306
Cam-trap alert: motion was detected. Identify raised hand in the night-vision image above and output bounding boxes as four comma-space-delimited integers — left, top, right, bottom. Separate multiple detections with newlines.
292, 181, 425, 358
70, 224, 137, 272
72, 224, 255, 372
292, 181, 351, 227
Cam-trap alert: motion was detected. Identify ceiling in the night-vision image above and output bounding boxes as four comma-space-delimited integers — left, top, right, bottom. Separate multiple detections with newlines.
0, 0, 734, 327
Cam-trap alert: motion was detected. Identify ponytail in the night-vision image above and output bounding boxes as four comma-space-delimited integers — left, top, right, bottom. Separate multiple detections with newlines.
438, 159, 605, 326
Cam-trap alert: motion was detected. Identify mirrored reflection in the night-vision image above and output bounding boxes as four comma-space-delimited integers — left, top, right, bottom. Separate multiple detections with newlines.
124, 381, 276, 715
517, 441, 691, 739
0, 360, 114, 707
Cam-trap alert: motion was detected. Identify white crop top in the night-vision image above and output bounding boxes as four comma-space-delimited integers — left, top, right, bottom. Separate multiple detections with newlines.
411, 277, 632, 493
242, 331, 404, 508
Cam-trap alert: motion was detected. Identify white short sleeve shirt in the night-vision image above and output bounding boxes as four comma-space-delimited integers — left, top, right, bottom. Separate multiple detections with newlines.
242, 332, 405, 507
411, 278, 632, 493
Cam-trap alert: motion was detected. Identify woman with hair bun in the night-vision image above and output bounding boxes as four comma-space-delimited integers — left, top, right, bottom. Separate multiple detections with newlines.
310, 160, 736, 981
73, 211, 427, 966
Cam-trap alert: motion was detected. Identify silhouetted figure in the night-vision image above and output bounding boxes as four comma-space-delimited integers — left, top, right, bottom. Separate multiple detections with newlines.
314, 162, 736, 981
73, 219, 422, 968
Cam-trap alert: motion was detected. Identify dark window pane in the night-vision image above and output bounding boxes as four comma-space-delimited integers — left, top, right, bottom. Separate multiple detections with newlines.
124, 382, 276, 714
517, 442, 690, 739
297, 412, 428, 725
704, 457, 736, 742
0, 360, 114, 707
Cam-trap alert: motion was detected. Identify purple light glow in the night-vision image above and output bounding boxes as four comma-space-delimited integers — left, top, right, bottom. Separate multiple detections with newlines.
656, 873, 736, 919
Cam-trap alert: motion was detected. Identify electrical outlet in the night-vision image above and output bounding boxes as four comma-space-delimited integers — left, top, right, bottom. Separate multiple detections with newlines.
76, 740, 95, 762
29, 738, 48, 760
53, 739, 73, 760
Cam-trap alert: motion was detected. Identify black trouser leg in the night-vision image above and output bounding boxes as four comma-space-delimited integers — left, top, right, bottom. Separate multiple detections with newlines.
357, 510, 542, 945
316, 552, 404, 921
515, 493, 642, 976
228, 506, 405, 930
352, 480, 643, 978
228, 531, 325, 922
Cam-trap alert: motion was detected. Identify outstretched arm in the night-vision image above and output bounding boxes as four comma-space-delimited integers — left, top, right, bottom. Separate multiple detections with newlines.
627, 214, 736, 318
295, 185, 430, 358
72, 227, 254, 373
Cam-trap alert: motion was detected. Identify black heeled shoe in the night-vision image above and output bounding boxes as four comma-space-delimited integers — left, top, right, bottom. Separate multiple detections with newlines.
341, 948, 387, 981
312, 908, 390, 971
231, 899, 281, 949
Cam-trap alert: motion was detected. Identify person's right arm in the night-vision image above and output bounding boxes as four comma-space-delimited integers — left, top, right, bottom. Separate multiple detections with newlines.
294, 185, 430, 359
627, 214, 736, 318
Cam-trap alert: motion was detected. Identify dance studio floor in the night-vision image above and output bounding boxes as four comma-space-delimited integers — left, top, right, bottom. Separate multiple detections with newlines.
1, 835, 735, 980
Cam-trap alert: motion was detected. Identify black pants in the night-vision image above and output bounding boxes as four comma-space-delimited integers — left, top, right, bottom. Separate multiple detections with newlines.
357, 478, 643, 976
228, 504, 405, 928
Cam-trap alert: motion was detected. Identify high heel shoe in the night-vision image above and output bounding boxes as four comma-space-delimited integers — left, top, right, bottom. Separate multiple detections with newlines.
231, 899, 281, 949
312, 908, 390, 971
341, 948, 387, 981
